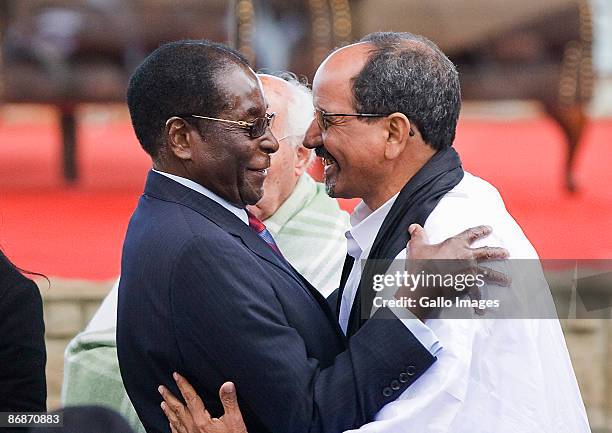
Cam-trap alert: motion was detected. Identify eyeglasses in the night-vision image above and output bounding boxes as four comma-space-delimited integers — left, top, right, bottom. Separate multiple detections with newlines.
178, 112, 276, 139
315, 108, 386, 131
315, 108, 414, 136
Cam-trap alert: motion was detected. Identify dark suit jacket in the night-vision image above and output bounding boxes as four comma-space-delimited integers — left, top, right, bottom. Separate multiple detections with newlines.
0, 253, 47, 418
117, 171, 435, 433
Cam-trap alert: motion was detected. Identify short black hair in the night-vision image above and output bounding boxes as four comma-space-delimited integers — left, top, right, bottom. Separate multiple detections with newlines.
127, 40, 249, 158
355, 32, 461, 150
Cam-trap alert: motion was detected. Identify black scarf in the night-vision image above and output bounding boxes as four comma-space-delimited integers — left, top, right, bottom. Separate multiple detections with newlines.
339, 146, 464, 337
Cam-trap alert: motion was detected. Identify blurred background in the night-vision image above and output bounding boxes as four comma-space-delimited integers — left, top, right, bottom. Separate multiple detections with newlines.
0, 0, 611, 430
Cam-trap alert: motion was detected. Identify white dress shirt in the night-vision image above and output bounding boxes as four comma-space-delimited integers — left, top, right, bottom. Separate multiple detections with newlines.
153, 169, 249, 225
342, 172, 590, 433
339, 193, 443, 355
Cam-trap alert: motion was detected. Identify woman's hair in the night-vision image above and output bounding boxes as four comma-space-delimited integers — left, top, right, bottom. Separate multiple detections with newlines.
0, 248, 49, 283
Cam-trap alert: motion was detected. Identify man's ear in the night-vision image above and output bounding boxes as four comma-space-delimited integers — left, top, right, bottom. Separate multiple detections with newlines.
294, 145, 311, 177
384, 112, 412, 160
166, 117, 194, 161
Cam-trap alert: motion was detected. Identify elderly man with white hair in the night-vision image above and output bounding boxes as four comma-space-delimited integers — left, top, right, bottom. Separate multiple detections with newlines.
249, 72, 349, 294
61, 72, 349, 433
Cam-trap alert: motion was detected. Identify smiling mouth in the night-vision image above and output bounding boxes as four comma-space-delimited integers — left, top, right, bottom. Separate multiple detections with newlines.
322, 157, 336, 168
316, 147, 338, 170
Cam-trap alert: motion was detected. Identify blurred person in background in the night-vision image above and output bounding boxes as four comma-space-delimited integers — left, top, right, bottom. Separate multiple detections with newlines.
61, 71, 348, 433
2, 0, 143, 92
0, 249, 47, 426
251, 72, 348, 295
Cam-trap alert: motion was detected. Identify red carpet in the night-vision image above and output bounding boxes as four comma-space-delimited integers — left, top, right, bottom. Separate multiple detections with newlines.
1, 111, 611, 279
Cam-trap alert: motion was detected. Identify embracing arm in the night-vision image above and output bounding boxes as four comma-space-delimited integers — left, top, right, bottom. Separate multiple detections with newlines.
163, 224, 508, 433
169, 236, 434, 433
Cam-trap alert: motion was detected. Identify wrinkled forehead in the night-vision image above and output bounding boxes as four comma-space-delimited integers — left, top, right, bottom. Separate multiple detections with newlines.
254, 73, 268, 104
311, 43, 372, 110
219, 64, 267, 115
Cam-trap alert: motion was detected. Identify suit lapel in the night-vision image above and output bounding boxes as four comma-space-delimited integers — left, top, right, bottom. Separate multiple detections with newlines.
143, 171, 323, 306
335, 255, 355, 320
228, 222, 342, 330
287, 263, 344, 336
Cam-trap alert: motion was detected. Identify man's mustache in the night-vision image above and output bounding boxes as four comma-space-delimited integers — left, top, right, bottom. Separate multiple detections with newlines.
315, 146, 333, 160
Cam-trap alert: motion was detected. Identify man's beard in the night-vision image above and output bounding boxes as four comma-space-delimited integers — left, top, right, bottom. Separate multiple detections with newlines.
315, 146, 338, 197
324, 176, 336, 197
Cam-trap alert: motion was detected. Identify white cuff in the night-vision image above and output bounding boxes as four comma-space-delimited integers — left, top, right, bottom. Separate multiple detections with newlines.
388, 305, 443, 356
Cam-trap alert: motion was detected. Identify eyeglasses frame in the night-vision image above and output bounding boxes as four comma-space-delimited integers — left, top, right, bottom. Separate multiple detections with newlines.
166, 112, 276, 139
315, 108, 415, 136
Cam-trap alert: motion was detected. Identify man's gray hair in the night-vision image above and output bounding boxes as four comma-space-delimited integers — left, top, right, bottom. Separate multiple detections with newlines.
267, 71, 315, 163
356, 32, 461, 150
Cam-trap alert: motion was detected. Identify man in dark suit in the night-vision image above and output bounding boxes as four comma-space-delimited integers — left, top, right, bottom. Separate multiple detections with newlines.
117, 40, 502, 433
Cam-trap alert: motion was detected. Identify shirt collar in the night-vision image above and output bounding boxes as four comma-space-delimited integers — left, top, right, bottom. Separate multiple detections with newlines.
152, 169, 249, 225
345, 193, 399, 259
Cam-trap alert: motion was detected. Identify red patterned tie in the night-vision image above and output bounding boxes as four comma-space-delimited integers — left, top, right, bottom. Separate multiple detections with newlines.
246, 210, 283, 257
